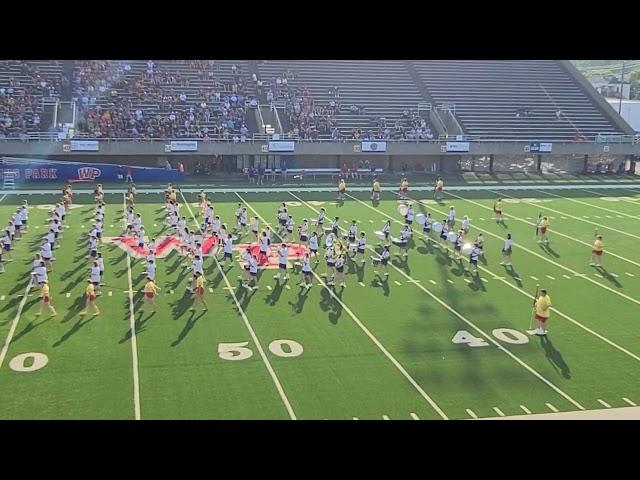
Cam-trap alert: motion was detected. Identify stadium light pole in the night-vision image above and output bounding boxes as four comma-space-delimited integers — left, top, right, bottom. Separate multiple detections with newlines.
618, 60, 626, 115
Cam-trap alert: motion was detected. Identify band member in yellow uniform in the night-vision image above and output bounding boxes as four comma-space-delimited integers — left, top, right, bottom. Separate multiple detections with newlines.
434, 177, 444, 201
532, 289, 551, 335
198, 190, 207, 211
94, 184, 104, 203
165, 183, 174, 202
399, 177, 409, 200
537, 216, 549, 244
81, 279, 101, 316
36, 280, 57, 317
493, 198, 504, 222
143, 277, 160, 311
337, 177, 347, 201
590, 234, 604, 267
371, 177, 381, 201
191, 272, 209, 311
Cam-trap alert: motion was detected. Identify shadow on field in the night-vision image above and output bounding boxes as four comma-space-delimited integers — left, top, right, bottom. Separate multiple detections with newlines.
265, 278, 285, 306
540, 336, 571, 379
172, 310, 206, 346
61, 296, 86, 322
319, 286, 343, 324
53, 315, 97, 347
539, 243, 560, 258
371, 275, 390, 296
504, 265, 523, 287
61, 262, 85, 281
170, 290, 193, 319
289, 286, 310, 313
594, 266, 623, 288
119, 312, 154, 343
11, 316, 53, 344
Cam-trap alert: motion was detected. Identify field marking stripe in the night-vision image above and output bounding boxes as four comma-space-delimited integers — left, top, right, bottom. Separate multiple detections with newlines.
123, 193, 141, 421
0, 277, 34, 370
308, 194, 586, 412
410, 413, 420, 420
597, 399, 612, 408
476, 189, 640, 268
348, 192, 640, 366
442, 191, 640, 306
536, 189, 640, 222
0, 194, 6, 203
382, 415, 390, 420
286, 192, 449, 419
493, 407, 506, 417
571, 189, 640, 219
623, 397, 637, 406
466, 409, 478, 419
182, 190, 297, 420
520, 405, 532, 414
465, 189, 640, 268
546, 403, 559, 413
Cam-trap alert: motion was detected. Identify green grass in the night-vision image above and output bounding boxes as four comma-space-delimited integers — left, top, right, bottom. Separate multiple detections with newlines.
1, 183, 640, 419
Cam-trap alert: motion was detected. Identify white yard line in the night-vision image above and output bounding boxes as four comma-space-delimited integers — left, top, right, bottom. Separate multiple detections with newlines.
466, 409, 478, 419
345, 192, 640, 366
492, 407, 506, 417
123, 193, 141, 421
536, 189, 640, 221
181, 190, 297, 420
299, 192, 584, 411
546, 403, 559, 413
242, 192, 449, 420
623, 397, 637, 406
410, 412, 420, 420
520, 405, 532, 414
459, 189, 640, 269
0, 278, 34, 370
441, 191, 640, 307
597, 399, 612, 408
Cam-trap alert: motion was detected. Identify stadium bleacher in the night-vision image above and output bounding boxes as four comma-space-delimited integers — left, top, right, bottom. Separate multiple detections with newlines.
73, 60, 256, 139
0, 60, 64, 138
256, 60, 435, 140
412, 60, 628, 141
2, 60, 633, 142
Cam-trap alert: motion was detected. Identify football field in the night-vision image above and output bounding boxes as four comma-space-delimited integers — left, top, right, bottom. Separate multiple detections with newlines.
1, 182, 640, 420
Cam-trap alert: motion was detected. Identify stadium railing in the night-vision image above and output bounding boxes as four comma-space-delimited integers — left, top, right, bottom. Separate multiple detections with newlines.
1, 132, 639, 145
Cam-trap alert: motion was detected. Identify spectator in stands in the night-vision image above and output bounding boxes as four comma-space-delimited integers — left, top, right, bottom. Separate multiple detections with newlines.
165, 160, 172, 170
177, 162, 184, 173
555, 109, 563, 121
414, 161, 425, 172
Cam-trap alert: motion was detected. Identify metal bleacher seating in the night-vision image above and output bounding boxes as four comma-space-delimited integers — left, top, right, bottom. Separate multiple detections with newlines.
412, 60, 628, 141
0, 60, 64, 137
256, 60, 434, 139
75, 60, 256, 138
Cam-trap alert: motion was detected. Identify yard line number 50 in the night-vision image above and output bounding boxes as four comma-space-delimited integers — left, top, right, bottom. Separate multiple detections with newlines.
218, 339, 304, 361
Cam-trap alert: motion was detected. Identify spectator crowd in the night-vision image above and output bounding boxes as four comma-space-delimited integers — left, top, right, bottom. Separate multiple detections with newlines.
0, 60, 64, 139
74, 60, 254, 140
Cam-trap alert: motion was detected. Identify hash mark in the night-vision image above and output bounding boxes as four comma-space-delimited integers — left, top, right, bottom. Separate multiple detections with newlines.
597, 399, 612, 408
466, 409, 478, 419
520, 405, 531, 414
545, 403, 559, 413
410, 413, 420, 420
623, 397, 637, 406
493, 407, 505, 417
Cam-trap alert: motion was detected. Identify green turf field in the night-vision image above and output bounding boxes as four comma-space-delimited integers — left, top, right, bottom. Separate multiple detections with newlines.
1, 182, 640, 420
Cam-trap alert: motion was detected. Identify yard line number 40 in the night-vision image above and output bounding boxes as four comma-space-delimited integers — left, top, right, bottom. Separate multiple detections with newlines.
452, 328, 529, 348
